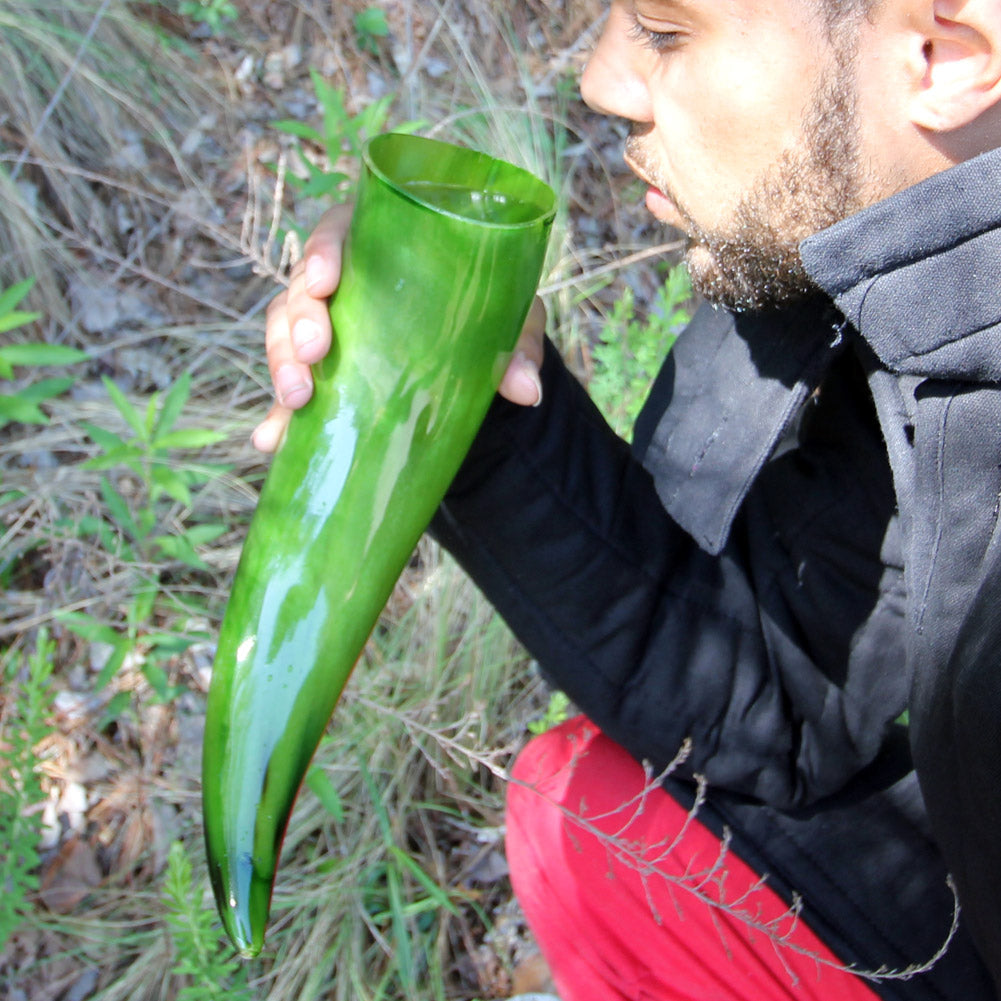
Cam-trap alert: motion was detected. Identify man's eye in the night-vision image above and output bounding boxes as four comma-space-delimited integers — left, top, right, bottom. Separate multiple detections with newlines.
627, 17, 681, 53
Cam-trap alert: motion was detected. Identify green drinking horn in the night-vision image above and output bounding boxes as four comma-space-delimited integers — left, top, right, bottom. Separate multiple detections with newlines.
202, 132, 556, 957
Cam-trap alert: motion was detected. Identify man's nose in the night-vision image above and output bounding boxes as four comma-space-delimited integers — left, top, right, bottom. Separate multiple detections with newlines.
580, 6, 653, 123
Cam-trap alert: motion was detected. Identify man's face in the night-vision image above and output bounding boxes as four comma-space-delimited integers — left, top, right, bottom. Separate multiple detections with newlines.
581, 0, 882, 310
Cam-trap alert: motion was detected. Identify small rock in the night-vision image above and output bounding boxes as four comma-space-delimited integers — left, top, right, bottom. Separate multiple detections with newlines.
465, 848, 509, 885
511, 952, 555, 994
58, 781, 89, 834
54, 690, 99, 724
424, 56, 450, 79
89, 641, 116, 675
68, 276, 158, 336
262, 50, 286, 90
368, 70, 391, 98
15, 179, 38, 213
64, 967, 99, 1001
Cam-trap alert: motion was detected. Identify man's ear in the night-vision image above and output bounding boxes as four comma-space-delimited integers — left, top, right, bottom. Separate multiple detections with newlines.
910, 0, 1001, 132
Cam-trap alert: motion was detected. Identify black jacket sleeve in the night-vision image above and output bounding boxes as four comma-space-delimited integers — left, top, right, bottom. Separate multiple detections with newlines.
431, 319, 907, 809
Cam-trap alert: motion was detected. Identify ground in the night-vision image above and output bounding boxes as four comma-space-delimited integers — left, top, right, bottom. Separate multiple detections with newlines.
0, 2, 684, 998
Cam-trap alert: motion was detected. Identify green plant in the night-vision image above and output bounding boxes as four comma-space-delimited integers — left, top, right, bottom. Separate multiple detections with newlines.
0, 630, 56, 949
358, 759, 460, 996
162, 841, 252, 1001
81, 371, 227, 518
56, 582, 195, 719
0, 278, 87, 430
272, 73, 425, 207
178, 0, 237, 34
354, 7, 390, 56
55, 371, 228, 713
527, 689, 571, 735
589, 265, 694, 438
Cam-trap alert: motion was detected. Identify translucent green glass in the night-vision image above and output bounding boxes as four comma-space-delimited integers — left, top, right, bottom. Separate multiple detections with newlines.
202, 133, 556, 957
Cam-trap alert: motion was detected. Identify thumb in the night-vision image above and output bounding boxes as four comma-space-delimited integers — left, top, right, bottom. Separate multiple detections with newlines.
498, 350, 544, 407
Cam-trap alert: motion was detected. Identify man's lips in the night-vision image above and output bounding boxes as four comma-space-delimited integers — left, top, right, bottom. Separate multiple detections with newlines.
624, 149, 684, 227
645, 186, 678, 222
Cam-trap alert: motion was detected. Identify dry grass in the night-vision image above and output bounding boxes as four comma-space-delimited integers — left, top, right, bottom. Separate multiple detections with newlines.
0, 0, 227, 328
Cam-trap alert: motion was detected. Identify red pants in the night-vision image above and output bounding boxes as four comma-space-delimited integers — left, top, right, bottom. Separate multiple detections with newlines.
506, 717, 882, 1001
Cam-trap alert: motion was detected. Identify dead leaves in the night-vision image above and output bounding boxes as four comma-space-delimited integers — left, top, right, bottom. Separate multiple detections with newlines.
38, 838, 101, 914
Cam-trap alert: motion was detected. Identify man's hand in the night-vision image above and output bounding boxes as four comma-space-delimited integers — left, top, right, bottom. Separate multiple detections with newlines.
253, 204, 547, 453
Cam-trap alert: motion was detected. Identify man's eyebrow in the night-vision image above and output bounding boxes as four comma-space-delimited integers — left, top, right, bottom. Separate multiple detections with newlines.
632, 0, 702, 17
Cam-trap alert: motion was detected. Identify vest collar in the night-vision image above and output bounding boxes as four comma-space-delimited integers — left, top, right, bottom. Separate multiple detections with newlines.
639, 148, 1001, 553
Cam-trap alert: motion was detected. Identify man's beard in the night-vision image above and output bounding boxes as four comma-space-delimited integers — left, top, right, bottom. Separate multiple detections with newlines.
625, 58, 865, 312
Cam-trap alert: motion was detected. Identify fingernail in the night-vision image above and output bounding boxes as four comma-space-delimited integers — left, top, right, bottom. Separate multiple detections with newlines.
252, 420, 288, 454
304, 256, 325, 293
528, 367, 543, 407
276, 364, 311, 408
251, 422, 272, 452
292, 318, 320, 353
516, 352, 543, 407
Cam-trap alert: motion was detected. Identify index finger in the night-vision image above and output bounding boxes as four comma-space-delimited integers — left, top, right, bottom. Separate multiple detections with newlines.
299, 203, 354, 298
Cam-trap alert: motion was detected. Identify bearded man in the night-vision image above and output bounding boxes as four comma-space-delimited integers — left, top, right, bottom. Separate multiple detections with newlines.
258, 1, 1001, 997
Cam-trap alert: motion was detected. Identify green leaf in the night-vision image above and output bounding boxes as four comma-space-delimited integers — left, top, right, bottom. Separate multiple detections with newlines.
147, 633, 202, 654
270, 119, 322, 142
306, 767, 344, 822
389, 119, 430, 137
72, 514, 131, 557
79, 420, 126, 454
151, 465, 192, 506
0, 343, 87, 367
129, 582, 158, 628
388, 845, 459, 915
311, 69, 347, 121
54, 610, 124, 647
0, 628, 53, 947
355, 7, 389, 36
93, 641, 130, 690
179, 461, 233, 486
0, 394, 48, 425
143, 394, 158, 439
136, 507, 157, 538
72, 514, 105, 537
0, 312, 43, 336
81, 446, 145, 473
354, 7, 389, 56
97, 690, 132, 730
99, 476, 143, 542
360, 758, 395, 845
153, 428, 227, 450
101, 376, 147, 440
298, 172, 350, 199
153, 371, 191, 441
183, 522, 227, 547
0, 377, 77, 430
142, 661, 181, 702
384, 862, 414, 986
0, 277, 35, 316
152, 533, 208, 570
313, 71, 351, 161
355, 95, 394, 141
16, 376, 76, 403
